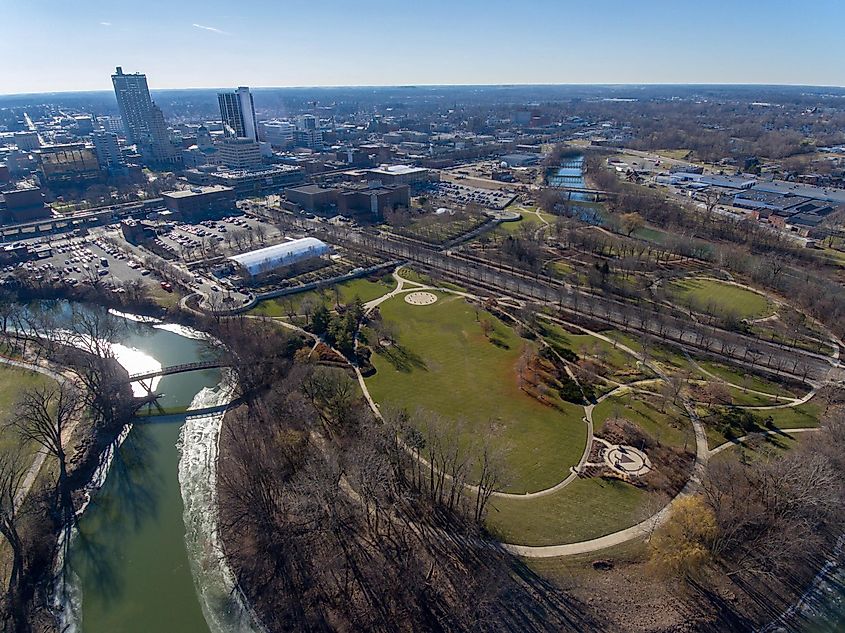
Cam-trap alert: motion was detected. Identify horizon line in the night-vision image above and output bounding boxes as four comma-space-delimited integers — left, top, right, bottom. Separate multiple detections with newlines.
2, 81, 845, 99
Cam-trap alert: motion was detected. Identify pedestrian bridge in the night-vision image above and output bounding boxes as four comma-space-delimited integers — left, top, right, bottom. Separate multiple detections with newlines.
128, 359, 227, 383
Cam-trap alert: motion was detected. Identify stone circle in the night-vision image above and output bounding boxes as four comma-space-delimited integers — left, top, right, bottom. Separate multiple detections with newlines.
404, 291, 438, 306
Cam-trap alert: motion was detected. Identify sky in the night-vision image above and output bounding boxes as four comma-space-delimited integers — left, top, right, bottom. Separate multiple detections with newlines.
2, 0, 844, 94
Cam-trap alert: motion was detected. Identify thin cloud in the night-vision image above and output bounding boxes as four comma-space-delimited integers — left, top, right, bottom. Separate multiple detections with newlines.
192, 23, 228, 35
99, 21, 112, 26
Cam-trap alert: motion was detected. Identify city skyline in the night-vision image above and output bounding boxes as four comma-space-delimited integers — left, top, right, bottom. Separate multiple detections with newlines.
3, 0, 845, 95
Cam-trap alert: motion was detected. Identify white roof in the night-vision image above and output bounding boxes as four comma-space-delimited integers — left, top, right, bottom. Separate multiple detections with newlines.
228, 237, 328, 274
370, 164, 427, 175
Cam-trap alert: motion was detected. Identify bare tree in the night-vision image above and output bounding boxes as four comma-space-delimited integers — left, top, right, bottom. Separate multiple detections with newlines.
9, 383, 81, 516
0, 449, 27, 612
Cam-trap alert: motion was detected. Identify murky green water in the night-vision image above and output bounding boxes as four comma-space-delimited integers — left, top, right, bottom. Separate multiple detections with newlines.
59, 311, 229, 632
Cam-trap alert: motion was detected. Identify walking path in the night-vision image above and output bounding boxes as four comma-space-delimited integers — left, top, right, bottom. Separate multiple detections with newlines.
252, 265, 832, 559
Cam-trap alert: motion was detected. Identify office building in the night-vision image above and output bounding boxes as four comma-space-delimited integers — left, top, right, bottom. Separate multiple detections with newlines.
365, 164, 434, 187
216, 137, 263, 169
294, 128, 323, 149
285, 180, 409, 218
260, 121, 295, 147
97, 115, 124, 135
110, 66, 179, 166
13, 131, 41, 151
185, 165, 305, 196
218, 87, 257, 140
162, 185, 236, 221
91, 131, 125, 172
74, 116, 95, 135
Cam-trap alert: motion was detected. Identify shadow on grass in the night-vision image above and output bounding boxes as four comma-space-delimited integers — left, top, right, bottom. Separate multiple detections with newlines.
490, 335, 511, 349
378, 344, 428, 373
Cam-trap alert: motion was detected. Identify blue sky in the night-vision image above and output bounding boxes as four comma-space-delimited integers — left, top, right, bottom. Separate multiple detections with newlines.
3, 0, 844, 94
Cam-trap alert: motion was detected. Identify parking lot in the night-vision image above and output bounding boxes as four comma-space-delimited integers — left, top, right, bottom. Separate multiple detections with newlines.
2, 210, 318, 311
429, 181, 517, 209
152, 213, 283, 261
2, 229, 168, 295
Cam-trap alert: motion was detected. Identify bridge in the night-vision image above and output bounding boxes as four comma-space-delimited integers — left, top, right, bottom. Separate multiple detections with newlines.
128, 359, 227, 383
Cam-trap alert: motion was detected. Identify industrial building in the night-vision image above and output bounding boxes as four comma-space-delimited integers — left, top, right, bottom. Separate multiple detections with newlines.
228, 237, 330, 277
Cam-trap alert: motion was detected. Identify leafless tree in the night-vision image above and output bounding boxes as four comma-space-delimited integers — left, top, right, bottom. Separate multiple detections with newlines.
0, 448, 28, 615
9, 383, 81, 517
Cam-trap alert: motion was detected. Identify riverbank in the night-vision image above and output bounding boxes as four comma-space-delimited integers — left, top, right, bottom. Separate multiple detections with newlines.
2, 342, 135, 632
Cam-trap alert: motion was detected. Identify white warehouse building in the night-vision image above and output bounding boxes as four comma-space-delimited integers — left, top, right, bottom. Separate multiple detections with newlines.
228, 237, 330, 277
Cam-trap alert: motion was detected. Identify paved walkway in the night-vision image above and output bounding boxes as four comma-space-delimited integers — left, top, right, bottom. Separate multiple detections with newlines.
261, 266, 831, 559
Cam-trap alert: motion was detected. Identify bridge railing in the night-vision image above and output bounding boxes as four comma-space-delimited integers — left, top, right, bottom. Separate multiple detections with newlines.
127, 359, 224, 381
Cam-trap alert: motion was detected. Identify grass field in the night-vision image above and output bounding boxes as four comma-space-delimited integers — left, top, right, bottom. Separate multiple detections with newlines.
396, 267, 433, 285
366, 293, 588, 493
0, 364, 57, 458
762, 401, 821, 429
602, 330, 699, 378
700, 400, 821, 449
666, 278, 772, 319
592, 392, 691, 448
486, 477, 651, 545
697, 360, 798, 397
249, 277, 395, 317
540, 323, 653, 383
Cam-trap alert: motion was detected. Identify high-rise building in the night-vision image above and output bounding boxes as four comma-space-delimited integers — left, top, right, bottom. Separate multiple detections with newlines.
91, 131, 125, 172
110, 66, 179, 166
217, 87, 257, 140
96, 115, 124, 135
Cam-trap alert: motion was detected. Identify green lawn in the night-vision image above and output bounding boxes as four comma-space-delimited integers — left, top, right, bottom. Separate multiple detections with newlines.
720, 384, 788, 407
366, 293, 587, 493
396, 267, 433, 286
0, 364, 57, 458
763, 401, 821, 429
548, 260, 575, 277
486, 477, 650, 545
700, 400, 821, 449
666, 278, 772, 319
592, 392, 691, 448
602, 330, 698, 378
540, 323, 653, 383
697, 360, 797, 398
250, 277, 395, 317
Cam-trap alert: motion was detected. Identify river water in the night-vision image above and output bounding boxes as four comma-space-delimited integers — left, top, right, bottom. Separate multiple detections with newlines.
48, 307, 258, 633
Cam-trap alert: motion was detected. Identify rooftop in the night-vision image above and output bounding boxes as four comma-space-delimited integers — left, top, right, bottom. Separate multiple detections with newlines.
162, 185, 233, 198
368, 164, 428, 176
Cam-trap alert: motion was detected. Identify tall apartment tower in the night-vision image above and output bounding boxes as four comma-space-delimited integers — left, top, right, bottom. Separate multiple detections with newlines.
91, 131, 125, 171
110, 66, 178, 165
217, 87, 257, 140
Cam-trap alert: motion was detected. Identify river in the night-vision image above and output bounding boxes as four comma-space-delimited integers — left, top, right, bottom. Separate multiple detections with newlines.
46, 306, 257, 633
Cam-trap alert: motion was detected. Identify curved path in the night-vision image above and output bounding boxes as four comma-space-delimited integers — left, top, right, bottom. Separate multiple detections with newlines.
259, 265, 829, 558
